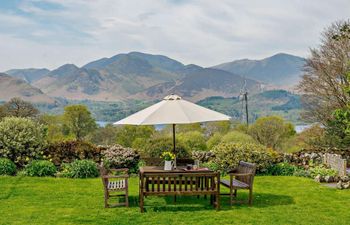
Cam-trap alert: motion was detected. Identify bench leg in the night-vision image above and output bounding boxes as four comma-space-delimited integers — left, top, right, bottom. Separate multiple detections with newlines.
174, 195, 177, 203
125, 193, 129, 207
230, 187, 233, 207
248, 188, 253, 206
104, 190, 109, 208
216, 192, 220, 210
140, 193, 144, 213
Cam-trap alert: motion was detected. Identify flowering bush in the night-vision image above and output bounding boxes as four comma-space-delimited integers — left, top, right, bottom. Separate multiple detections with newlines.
161, 151, 175, 161
191, 150, 214, 162
0, 117, 47, 167
101, 145, 140, 173
212, 142, 277, 173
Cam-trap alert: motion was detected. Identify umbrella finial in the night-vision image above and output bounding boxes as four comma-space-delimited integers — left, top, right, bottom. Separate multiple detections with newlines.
164, 94, 182, 100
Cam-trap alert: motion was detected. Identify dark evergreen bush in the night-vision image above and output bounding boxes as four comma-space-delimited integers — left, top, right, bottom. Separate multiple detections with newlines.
44, 140, 101, 166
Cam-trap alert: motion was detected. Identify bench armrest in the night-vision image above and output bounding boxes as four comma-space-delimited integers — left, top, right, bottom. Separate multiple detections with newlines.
229, 172, 253, 177
102, 175, 129, 179
110, 168, 129, 173
228, 168, 238, 173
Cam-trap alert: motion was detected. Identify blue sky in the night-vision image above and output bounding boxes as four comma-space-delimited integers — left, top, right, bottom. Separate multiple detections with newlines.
0, 0, 349, 71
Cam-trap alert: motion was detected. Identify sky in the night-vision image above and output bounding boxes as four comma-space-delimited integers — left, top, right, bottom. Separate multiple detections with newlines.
0, 0, 349, 71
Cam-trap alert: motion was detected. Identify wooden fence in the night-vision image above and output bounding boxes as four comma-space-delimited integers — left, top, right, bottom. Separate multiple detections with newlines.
323, 153, 347, 176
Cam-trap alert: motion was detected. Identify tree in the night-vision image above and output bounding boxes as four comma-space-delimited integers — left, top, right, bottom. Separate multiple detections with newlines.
0, 117, 47, 167
298, 20, 350, 124
177, 131, 207, 152
63, 105, 97, 140
88, 124, 118, 145
38, 114, 74, 142
204, 121, 231, 136
248, 116, 295, 150
0, 98, 39, 119
221, 131, 257, 145
296, 124, 328, 149
115, 125, 155, 147
162, 123, 203, 135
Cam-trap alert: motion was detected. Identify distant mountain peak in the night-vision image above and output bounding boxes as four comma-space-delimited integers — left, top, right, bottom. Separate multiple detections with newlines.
5, 68, 50, 83
49, 64, 80, 77
0, 73, 55, 103
212, 53, 306, 86
56, 63, 79, 70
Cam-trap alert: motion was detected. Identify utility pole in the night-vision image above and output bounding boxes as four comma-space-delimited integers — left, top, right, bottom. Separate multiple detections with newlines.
240, 79, 249, 126
244, 91, 249, 126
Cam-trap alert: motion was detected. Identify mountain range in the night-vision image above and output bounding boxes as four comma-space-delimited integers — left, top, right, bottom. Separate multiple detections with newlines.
1, 52, 305, 103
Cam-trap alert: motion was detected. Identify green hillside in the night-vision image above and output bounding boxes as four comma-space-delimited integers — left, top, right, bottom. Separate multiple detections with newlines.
197, 90, 303, 124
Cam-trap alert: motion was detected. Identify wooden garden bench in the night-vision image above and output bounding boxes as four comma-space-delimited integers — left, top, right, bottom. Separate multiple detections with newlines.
220, 161, 256, 206
99, 165, 129, 208
139, 166, 220, 212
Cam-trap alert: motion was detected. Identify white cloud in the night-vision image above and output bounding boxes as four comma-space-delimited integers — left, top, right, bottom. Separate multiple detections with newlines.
0, 0, 349, 71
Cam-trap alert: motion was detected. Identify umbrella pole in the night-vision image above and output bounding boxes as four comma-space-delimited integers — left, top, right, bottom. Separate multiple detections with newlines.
173, 124, 176, 169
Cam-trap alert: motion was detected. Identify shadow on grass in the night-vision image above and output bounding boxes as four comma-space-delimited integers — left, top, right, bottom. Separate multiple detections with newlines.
128, 192, 294, 212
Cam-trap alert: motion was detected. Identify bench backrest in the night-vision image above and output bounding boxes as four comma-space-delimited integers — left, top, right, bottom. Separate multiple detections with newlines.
236, 161, 256, 186
140, 172, 220, 194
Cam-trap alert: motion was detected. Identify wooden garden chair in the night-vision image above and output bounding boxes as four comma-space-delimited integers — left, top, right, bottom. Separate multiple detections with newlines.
99, 165, 129, 208
220, 161, 256, 206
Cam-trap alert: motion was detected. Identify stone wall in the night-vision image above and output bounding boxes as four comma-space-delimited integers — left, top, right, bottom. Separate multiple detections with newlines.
323, 153, 347, 176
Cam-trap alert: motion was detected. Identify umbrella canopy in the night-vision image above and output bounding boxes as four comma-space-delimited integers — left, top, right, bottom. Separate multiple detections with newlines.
114, 94, 230, 167
114, 94, 231, 125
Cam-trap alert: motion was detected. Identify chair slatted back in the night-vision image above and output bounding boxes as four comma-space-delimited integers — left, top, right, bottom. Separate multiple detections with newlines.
99, 165, 109, 188
236, 161, 256, 186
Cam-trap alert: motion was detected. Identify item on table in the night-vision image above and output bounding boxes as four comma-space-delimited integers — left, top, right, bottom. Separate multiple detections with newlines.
186, 164, 193, 170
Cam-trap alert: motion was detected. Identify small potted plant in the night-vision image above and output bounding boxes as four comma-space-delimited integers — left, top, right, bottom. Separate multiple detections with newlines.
161, 151, 175, 170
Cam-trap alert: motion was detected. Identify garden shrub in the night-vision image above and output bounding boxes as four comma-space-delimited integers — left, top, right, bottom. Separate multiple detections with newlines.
206, 133, 223, 150
0, 117, 47, 167
25, 160, 57, 177
201, 161, 220, 172
60, 160, 99, 178
44, 140, 101, 166
308, 165, 338, 178
0, 158, 16, 175
177, 131, 207, 151
221, 131, 257, 144
293, 168, 310, 177
101, 145, 140, 173
212, 142, 276, 173
264, 162, 298, 176
140, 136, 189, 158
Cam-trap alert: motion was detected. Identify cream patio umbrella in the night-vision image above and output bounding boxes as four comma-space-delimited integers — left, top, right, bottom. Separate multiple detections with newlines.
114, 94, 231, 166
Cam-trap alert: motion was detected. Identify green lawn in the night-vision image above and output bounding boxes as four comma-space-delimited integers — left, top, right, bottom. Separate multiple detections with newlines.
0, 176, 349, 225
